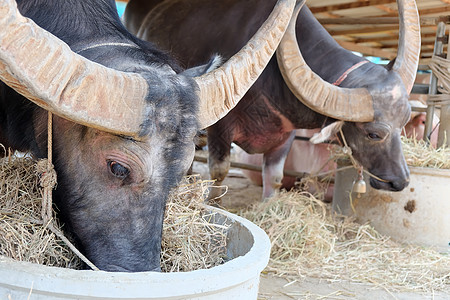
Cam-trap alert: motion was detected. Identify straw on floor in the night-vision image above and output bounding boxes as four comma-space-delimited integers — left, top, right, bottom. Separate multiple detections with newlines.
239, 190, 450, 293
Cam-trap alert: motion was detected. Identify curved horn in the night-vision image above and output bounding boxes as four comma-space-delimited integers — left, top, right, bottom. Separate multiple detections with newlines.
276, 1, 374, 122
195, 0, 301, 129
0, 0, 148, 139
392, 0, 421, 94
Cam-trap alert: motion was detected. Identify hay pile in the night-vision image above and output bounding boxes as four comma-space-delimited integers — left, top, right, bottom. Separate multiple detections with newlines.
0, 154, 82, 268
239, 191, 450, 293
161, 175, 229, 272
401, 136, 450, 169
0, 154, 229, 272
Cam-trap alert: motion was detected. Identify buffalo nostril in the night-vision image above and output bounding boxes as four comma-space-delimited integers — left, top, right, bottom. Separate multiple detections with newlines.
390, 179, 409, 191
369, 177, 409, 191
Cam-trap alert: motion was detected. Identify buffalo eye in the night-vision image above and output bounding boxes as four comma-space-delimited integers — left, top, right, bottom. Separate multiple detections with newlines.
107, 160, 130, 179
367, 132, 382, 141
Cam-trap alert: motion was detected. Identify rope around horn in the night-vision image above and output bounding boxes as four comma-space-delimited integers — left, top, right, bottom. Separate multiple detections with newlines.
37, 111, 99, 271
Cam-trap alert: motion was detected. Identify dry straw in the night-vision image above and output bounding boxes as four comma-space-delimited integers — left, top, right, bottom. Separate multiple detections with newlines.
401, 136, 450, 169
161, 175, 229, 272
0, 153, 82, 269
0, 152, 229, 272
239, 191, 450, 293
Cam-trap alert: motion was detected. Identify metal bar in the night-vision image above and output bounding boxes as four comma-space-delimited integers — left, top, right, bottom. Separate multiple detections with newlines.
294, 136, 311, 141
193, 155, 334, 183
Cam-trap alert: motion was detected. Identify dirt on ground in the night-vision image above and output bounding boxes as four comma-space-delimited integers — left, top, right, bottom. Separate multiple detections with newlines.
191, 157, 449, 300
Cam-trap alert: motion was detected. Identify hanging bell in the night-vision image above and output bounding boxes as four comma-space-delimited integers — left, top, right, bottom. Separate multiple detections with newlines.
352, 166, 366, 197
352, 179, 366, 196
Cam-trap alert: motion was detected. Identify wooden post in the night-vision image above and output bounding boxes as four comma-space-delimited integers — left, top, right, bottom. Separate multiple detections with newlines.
437, 25, 450, 148
424, 22, 446, 144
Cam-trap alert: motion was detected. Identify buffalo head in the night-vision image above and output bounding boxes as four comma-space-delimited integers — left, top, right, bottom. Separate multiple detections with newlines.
277, 0, 420, 191
0, 0, 298, 271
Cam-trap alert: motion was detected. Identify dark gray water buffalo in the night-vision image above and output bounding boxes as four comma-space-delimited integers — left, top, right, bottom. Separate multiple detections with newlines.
125, 0, 420, 200
0, 0, 297, 271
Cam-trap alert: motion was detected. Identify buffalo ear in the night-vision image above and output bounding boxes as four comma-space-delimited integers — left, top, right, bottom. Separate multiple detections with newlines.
180, 55, 222, 77
310, 121, 344, 144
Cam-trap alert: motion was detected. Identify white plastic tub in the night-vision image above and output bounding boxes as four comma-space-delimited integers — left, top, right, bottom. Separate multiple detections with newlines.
333, 165, 450, 252
0, 206, 271, 299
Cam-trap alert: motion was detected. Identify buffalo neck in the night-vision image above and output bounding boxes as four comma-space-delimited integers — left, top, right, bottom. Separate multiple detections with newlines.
297, 6, 367, 84
16, 0, 124, 43
297, 6, 390, 89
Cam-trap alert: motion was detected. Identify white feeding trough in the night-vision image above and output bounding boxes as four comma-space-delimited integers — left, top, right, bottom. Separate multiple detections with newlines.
333, 165, 450, 252
0, 206, 271, 300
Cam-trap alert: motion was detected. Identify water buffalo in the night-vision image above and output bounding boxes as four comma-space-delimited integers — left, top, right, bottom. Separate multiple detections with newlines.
236, 105, 439, 203
125, 0, 421, 201
0, 0, 297, 271
236, 129, 336, 201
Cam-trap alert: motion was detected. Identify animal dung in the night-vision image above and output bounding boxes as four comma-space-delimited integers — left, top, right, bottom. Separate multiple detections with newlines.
0, 152, 229, 272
